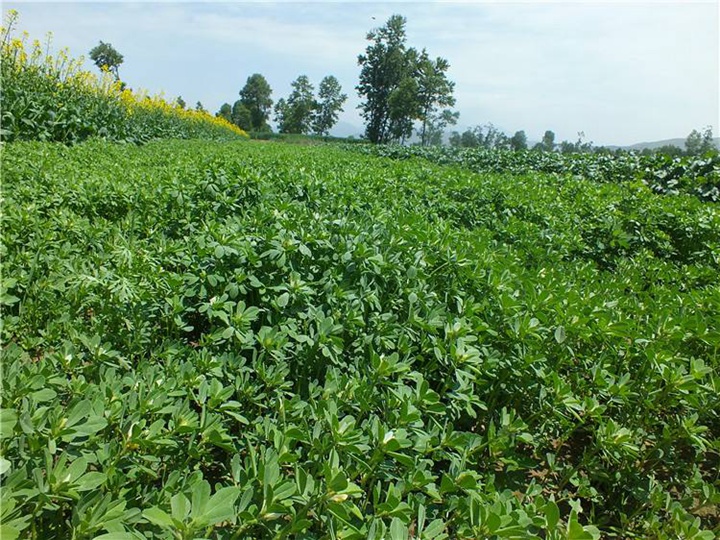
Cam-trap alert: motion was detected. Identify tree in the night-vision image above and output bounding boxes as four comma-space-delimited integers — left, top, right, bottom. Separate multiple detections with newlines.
460, 129, 480, 148
240, 74, 273, 132
216, 103, 232, 123
655, 144, 684, 157
175, 96, 186, 109
273, 99, 289, 131
685, 129, 702, 155
415, 50, 456, 146
231, 100, 252, 131
558, 132, 592, 154
685, 126, 715, 155
313, 75, 347, 136
538, 130, 555, 152
89, 41, 124, 80
275, 75, 316, 134
357, 14, 418, 144
387, 76, 419, 144
509, 130, 527, 151
480, 123, 507, 150
195, 101, 206, 113
559, 140, 576, 154
425, 109, 459, 146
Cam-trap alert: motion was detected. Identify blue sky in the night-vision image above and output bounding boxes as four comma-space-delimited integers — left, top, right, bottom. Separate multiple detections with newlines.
4, 1, 719, 146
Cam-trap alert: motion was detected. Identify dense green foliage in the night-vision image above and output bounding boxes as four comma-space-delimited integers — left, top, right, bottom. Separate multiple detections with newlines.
348, 144, 720, 202
2, 140, 718, 539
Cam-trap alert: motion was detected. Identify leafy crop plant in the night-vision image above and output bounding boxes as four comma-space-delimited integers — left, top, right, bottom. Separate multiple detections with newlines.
1, 140, 718, 539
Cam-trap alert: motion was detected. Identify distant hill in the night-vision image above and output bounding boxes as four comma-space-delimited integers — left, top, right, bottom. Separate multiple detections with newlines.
601, 138, 720, 151
621, 138, 720, 151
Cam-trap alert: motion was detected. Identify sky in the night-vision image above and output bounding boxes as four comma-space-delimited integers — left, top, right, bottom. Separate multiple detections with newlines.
3, 1, 719, 146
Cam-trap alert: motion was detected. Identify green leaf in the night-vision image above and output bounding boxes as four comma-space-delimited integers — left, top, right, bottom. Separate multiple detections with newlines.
0, 525, 19, 540
143, 507, 175, 529
0, 409, 18, 439
197, 487, 240, 527
422, 519, 445, 539
486, 512, 501, 533
63, 456, 88, 483
65, 400, 91, 427
190, 480, 211, 520
276, 292, 290, 308
554, 325, 567, 344
389, 517, 408, 540
545, 500, 560, 531
171, 493, 190, 522
77, 472, 106, 491
566, 512, 594, 539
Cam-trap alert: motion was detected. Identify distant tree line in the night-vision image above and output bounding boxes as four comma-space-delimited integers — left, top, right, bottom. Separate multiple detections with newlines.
447, 124, 717, 156
213, 74, 347, 136
88, 27, 718, 152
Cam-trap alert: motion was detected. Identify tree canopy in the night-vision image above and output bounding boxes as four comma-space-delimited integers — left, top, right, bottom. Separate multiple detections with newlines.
685, 126, 715, 156
88, 41, 124, 80
357, 15, 456, 145
313, 76, 347, 136
275, 75, 316, 134
240, 74, 273, 132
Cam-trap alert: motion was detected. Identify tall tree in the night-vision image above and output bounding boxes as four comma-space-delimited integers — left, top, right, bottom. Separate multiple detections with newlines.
480, 123, 508, 150
415, 50, 456, 146
538, 130, 555, 152
240, 74, 273, 132
195, 101, 206, 113
216, 103, 232, 123
273, 99, 289, 131
449, 131, 462, 147
275, 75, 316, 134
231, 100, 252, 131
357, 15, 417, 144
456, 128, 480, 148
685, 126, 715, 155
175, 96, 186, 109
509, 130, 527, 151
89, 41, 123, 80
313, 75, 347, 136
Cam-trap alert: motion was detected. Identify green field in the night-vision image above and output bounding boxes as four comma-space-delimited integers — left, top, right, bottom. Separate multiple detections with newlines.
2, 139, 719, 539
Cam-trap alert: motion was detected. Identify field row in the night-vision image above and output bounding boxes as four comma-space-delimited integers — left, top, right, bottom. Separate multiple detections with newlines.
347, 143, 720, 202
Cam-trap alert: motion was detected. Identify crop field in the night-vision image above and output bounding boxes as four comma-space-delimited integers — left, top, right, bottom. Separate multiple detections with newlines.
1, 139, 719, 539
